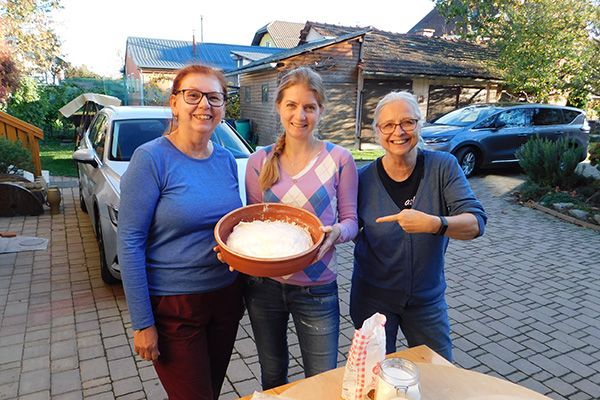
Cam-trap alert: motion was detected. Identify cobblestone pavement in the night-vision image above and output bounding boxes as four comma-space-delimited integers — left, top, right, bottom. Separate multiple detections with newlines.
0, 172, 599, 399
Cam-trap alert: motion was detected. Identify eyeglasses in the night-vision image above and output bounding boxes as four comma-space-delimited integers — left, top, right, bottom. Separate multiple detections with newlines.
377, 119, 419, 135
175, 89, 226, 107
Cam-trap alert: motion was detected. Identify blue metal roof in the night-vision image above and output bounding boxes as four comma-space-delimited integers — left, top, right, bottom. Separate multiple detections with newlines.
126, 37, 285, 71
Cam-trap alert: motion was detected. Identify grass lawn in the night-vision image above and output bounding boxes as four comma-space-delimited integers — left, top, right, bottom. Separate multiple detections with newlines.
351, 148, 384, 161
40, 140, 78, 177
38, 141, 383, 177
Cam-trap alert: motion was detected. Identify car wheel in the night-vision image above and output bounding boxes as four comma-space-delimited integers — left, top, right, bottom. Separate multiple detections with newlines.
454, 147, 479, 178
95, 214, 118, 284
78, 181, 87, 213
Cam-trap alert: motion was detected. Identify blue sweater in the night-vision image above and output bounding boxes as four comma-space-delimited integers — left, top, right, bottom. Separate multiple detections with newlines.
353, 150, 487, 307
118, 136, 242, 329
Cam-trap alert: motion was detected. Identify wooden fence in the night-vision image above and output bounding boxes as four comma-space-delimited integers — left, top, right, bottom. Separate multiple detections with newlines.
0, 110, 44, 176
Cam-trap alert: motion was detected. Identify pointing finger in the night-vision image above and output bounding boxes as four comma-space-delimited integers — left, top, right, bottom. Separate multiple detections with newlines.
376, 214, 398, 223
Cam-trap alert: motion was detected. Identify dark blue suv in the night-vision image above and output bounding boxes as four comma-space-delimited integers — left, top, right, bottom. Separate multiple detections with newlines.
421, 103, 590, 177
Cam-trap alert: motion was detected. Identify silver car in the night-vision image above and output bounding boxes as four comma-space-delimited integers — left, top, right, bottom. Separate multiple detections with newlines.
73, 106, 252, 283
421, 103, 590, 177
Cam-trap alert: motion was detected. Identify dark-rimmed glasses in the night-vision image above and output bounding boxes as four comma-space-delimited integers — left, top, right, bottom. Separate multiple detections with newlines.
175, 89, 226, 107
377, 119, 419, 135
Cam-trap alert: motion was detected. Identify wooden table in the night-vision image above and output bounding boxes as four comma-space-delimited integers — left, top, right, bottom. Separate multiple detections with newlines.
239, 345, 550, 399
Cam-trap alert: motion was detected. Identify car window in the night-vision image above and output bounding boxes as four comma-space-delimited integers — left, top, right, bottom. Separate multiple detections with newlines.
211, 123, 252, 159
496, 108, 532, 127
562, 109, 581, 124
91, 115, 109, 157
532, 108, 563, 126
110, 119, 170, 161
434, 107, 495, 127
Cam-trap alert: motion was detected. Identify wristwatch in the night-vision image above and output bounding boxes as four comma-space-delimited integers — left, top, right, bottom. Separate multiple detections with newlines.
436, 216, 448, 236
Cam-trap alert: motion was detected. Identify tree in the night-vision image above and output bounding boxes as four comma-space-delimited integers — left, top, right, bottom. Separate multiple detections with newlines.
0, 0, 62, 75
435, 0, 600, 104
0, 42, 20, 104
64, 64, 102, 79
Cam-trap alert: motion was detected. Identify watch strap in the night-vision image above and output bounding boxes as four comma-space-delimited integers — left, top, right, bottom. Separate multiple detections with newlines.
436, 216, 448, 236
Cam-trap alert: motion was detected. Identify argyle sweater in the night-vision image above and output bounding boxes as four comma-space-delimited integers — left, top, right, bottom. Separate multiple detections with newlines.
245, 141, 358, 286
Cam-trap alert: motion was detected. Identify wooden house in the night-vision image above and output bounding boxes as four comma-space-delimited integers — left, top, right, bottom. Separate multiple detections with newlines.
228, 23, 501, 149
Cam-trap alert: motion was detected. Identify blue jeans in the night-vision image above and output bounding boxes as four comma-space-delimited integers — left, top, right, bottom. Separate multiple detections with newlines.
245, 277, 340, 390
350, 280, 453, 362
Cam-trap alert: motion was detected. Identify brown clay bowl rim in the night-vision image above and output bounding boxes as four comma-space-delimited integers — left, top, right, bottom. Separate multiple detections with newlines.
214, 203, 325, 263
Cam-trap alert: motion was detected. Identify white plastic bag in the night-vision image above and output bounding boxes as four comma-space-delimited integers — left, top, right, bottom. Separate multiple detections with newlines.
341, 312, 387, 400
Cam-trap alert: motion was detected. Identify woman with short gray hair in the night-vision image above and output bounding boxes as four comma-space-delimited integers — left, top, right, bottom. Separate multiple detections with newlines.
351, 91, 487, 361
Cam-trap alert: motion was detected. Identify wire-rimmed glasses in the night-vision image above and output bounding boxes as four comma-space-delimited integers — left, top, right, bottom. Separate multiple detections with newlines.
377, 119, 419, 135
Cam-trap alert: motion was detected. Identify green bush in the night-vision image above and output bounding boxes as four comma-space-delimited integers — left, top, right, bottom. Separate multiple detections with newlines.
3, 76, 127, 140
0, 137, 34, 174
516, 136, 581, 189
517, 180, 552, 202
589, 143, 600, 172
539, 191, 576, 206
226, 93, 240, 120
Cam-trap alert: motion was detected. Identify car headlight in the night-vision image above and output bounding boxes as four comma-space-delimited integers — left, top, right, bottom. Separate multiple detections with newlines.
423, 136, 452, 144
107, 205, 119, 226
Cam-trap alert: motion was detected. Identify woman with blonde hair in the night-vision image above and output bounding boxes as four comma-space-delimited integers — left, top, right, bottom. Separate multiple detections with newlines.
244, 66, 358, 389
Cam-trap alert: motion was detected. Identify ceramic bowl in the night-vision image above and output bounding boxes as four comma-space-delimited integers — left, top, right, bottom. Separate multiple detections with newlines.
214, 203, 325, 277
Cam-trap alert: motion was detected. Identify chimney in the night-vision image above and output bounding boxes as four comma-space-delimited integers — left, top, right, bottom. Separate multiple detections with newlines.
192, 30, 197, 59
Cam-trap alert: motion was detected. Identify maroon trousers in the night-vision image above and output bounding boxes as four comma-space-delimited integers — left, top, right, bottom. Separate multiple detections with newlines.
150, 276, 244, 400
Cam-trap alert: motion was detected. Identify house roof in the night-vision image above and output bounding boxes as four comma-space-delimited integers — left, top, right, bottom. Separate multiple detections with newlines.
251, 21, 305, 48
229, 28, 500, 81
406, 8, 458, 37
226, 31, 368, 76
230, 50, 276, 62
126, 37, 284, 72
299, 21, 372, 44
362, 30, 499, 80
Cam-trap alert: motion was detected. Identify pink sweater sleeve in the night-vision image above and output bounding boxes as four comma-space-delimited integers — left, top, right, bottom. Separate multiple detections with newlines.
335, 150, 359, 243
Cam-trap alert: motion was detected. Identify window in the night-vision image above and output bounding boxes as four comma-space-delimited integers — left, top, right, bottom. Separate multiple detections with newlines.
562, 109, 581, 124
496, 109, 532, 128
90, 115, 108, 157
532, 108, 563, 126
261, 84, 269, 103
244, 87, 251, 103
110, 119, 170, 161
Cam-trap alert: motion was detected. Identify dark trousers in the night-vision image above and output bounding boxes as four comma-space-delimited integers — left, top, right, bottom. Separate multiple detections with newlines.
350, 278, 453, 362
150, 276, 244, 400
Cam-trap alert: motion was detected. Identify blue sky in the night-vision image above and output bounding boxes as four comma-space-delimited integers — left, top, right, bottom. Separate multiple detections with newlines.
53, 0, 435, 77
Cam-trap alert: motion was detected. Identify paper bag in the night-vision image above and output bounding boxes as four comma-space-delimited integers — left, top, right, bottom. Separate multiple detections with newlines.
341, 312, 386, 400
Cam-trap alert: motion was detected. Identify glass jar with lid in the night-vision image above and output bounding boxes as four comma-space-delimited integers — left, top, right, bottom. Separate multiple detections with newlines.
375, 358, 421, 400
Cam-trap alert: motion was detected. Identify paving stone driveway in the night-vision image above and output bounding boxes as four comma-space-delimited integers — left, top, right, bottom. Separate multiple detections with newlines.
0, 172, 598, 400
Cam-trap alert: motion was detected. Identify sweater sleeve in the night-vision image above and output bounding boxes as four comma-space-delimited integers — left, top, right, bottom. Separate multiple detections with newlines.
117, 149, 161, 329
335, 149, 359, 243
441, 155, 487, 237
